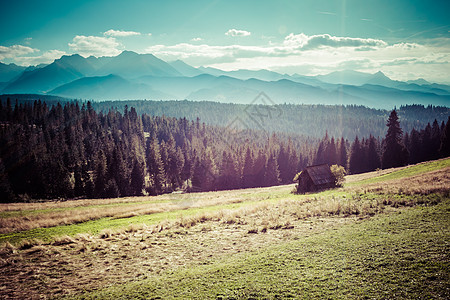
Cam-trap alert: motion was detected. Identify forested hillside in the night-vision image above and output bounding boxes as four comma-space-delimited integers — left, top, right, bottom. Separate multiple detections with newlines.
0, 99, 315, 202
2, 96, 448, 140
92, 100, 449, 140
0, 98, 448, 202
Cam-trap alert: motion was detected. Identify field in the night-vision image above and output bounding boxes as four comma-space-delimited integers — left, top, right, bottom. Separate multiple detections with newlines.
0, 158, 449, 299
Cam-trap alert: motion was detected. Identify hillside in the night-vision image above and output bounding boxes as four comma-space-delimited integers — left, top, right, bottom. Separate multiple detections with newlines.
0, 158, 448, 299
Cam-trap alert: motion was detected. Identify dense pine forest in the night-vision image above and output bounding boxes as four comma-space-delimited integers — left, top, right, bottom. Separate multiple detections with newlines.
2, 96, 449, 139
0, 98, 449, 202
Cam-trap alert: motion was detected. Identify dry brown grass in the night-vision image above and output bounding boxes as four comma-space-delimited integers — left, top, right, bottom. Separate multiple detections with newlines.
345, 166, 450, 197
0, 187, 284, 234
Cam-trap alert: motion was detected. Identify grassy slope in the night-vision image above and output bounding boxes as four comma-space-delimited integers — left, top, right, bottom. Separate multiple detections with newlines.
73, 200, 449, 299
63, 158, 450, 299
346, 158, 450, 186
0, 158, 448, 246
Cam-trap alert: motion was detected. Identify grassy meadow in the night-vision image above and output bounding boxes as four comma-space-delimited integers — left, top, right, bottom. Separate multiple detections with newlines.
0, 158, 449, 299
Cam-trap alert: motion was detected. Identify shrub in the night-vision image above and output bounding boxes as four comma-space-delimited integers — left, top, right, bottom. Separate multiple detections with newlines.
331, 165, 346, 187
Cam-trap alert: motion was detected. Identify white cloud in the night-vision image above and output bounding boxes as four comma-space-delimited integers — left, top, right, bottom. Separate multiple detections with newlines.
283, 33, 387, 50
191, 37, 203, 42
68, 35, 121, 57
0, 45, 38, 60
225, 29, 251, 37
104, 29, 141, 37
14, 50, 67, 66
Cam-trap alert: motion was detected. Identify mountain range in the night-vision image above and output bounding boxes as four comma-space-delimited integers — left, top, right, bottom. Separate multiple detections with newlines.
1, 51, 449, 109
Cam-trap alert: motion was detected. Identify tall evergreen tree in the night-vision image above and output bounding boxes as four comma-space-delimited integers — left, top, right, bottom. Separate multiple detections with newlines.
277, 144, 291, 184
94, 150, 108, 198
338, 137, 348, 169
349, 136, 363, 174
408, 128, 421, 164
130, 159, 145, 196
146, 139, 166, 195
382, 110, 408, 169
264, 153, 281, 187
366, 135, 381, 171
439, 116, 450, 158
242, 147, 254, 188
325, 137, 337, 166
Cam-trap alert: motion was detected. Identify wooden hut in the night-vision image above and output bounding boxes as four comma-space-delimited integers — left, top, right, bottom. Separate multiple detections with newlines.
297, 164, 336, 194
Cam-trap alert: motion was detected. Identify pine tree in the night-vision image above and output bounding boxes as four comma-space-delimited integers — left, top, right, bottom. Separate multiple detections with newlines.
439, 116, 450, 158
366, 135, 380, 171
264, 153, 281, 187
94, 150, 108, 198
109, 146, 129, 197
325, 137, 337, 166
382, 110, 408, 169
242, 147, 254, 188
0, 158, 14, 202
408, 128, 421, 164
130, 160, 145, 196
277, 144, 290, 184
253, 150, 266, 187
146, 139, 166, 195
430, 119, 441, 160
338, 137, 348, 169
349, 136, 363, 174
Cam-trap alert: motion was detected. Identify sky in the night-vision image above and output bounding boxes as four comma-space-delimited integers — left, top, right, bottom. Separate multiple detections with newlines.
0, 0, 449, 83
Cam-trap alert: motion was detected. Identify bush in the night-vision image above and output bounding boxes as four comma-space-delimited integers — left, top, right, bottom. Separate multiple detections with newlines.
330, 165, 346, 187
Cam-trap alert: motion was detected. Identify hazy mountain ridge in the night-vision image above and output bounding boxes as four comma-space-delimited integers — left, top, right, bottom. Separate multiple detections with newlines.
1, 51, 449, 109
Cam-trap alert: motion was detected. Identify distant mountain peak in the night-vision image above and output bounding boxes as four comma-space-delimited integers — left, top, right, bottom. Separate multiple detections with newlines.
118, 50, 139, 57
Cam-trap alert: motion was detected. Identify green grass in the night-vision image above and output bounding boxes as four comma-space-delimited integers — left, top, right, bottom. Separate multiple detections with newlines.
0, 198, 174, 219
2, 158, 448, 246
346, 158, 450, 186
70, 199, 450, 299
0, 195, 287, 245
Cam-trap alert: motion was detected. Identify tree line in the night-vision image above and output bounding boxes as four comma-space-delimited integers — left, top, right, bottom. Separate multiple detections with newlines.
0, 99, 313, 202
0, 98, 448, 202
313, 109, 450, 174
3, 96, 449, 140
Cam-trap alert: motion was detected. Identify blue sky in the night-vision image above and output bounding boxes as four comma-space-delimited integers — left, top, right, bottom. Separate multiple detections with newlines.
1, 0, 449, 82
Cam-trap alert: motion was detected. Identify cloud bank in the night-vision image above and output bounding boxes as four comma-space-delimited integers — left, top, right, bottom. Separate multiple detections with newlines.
0, 45, 38, 60
68, 35, 121, 57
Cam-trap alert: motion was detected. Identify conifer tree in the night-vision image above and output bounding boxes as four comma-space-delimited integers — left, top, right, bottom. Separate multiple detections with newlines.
146, 139, 166, 195
338, 137, 348, 169
382, 110, 408, 168
349, 136, 363, 174
439, 116, 450, 158
325, 137, 337, 166
277, 144, 290, 184
264, 153, 281, 187
253, 150, 266, 187
94, 150, 108, 198
367, 135, 380, 171
130, 160, 145, 196
408, 128, 421, 164
242, 147, 254, 188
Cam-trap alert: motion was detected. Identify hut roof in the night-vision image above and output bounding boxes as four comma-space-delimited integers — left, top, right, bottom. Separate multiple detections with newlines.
303, 164, 335, 186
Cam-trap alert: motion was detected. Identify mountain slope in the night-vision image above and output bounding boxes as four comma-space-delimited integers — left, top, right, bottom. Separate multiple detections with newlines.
50, 74, 170, 100
96, 51, 182, 78
2, 56, 86, 94
169, 60, 203, 77
0, 63, 26, 82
